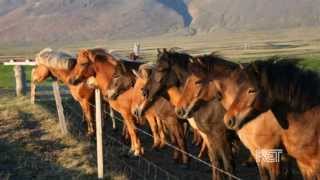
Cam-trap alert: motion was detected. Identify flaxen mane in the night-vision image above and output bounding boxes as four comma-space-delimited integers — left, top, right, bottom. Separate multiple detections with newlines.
247, 57, 320, 112
35, 48, 76, 70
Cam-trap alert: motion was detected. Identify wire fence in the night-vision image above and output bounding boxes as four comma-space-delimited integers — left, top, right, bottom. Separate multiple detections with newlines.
33, 85, 251, 180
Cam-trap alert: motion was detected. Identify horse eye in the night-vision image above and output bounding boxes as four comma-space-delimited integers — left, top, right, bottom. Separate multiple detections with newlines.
81, 62, 89, 67
248, 88, 256, 94
196, 80, 205, 85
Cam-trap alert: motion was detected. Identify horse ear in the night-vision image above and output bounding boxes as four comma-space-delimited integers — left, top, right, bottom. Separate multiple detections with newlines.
163, 48, 168, 53
157, 48, 162, 54
86, 49, 107, 62
189, 57, 195, 63
239, 63, 244, 69
132, 69, 141, 79
119, 62, 127, 73
196, 57, 204, 66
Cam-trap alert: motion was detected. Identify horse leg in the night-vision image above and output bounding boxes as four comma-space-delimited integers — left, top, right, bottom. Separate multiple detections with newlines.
198, 140, 207, 159
168, 129, 179, 162
174, 119, 188, 165
156, 117, 166, 148
257, 163, 270, 180
204, 136, 222, 180
79, 100, 94, 136
218, 143, 234, 180
122, 112, 143, 156
144, 112, 161, 149
109, 106, 116, 130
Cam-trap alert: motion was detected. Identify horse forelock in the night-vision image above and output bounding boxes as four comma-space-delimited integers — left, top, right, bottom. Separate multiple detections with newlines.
248, 58, 320, 112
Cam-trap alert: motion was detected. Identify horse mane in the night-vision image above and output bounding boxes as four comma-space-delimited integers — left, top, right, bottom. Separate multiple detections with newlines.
160, 51, 192, 70
195, 53, 239, 77
36, 48, 76, 70
247, 57, 320, 111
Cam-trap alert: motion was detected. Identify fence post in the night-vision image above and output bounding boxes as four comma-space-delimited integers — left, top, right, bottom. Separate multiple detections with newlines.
95, 89, 104, 179
133, 42, 140, 56
52, 81, 68, 135
13, 65, 26, 96
30, 68, 36, 104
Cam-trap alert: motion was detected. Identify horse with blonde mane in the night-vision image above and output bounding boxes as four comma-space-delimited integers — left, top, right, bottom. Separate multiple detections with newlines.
32, 48, 96, 135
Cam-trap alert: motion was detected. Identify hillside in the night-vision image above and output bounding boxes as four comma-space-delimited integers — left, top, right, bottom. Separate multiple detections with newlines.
0, 0, 319, 43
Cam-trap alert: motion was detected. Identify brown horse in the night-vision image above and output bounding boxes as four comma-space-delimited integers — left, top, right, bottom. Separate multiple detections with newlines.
68, 48, 145, 156
138, 49, 235, 180
175, 54, 286, 179
225, 58, 320, 179
107, 63, 188, 164
31, 49, 96, 136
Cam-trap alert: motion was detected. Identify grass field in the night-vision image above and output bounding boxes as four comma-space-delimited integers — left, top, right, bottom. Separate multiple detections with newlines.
0, 93, 128, 180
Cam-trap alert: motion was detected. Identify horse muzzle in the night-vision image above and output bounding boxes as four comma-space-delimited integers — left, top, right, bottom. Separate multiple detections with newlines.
107, 90, 119, 100
69, 77, 82, 85
175, 107, 190, 119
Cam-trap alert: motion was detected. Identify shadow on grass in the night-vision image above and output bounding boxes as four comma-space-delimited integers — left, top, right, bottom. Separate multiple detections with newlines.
0, 110, 98, 180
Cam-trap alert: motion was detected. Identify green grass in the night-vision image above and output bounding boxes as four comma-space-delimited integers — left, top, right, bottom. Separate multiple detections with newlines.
298, 55, 320, 71
0, 64, 33, 88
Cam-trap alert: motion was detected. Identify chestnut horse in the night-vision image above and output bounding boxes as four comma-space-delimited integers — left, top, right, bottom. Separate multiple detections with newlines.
68, 48, 145, 156
175, 54, 286, 179
225, 59, 320, 179
138, 49, 235, 180
32, 58, 96, 136
107, 63, 188, 164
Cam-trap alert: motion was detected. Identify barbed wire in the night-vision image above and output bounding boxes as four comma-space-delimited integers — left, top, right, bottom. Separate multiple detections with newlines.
61, 99, 180, 180
85, 101, 242, 180
32, 86, 242, 180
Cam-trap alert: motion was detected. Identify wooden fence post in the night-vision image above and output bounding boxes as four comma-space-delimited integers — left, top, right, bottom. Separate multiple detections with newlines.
30, 82, 36, 104
14, 65, 26, 96
133, 42, 140, 56
52, 81, 68, 135
95, 89, 104, 179
30, 68, 36, 104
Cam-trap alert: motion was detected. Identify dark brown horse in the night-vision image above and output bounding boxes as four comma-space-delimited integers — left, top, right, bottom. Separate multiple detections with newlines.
108, 63, 188, 164
225, 58, 320, 179
175, 54, 286, 179
32, 50, 96, 136
68, 48, 144, 156
138, 49, 235, 180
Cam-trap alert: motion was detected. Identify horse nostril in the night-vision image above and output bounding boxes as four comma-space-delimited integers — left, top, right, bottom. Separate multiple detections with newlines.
142, 88, 149, 98
175, 108, 185, 117
134, 109, 139, 117
227, 117, 236, 128
69, 78, 75, 84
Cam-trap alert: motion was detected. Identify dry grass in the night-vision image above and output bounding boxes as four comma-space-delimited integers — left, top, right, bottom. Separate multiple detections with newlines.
0, 92, 127, 180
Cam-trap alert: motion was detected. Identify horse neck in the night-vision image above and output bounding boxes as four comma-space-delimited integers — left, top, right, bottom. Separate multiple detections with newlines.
213, 68, 240, 109
95, 60, 116, 93
166, 86, 182, 107
49, 69, 72, 84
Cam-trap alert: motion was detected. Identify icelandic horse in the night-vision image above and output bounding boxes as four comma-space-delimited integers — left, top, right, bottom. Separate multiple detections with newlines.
68, 48, 145, 156
224, 59, 320, 179
31, 48, 96, 136
136, 49, 236, 180
107, 63, 188, 164
174, 54, 287, 179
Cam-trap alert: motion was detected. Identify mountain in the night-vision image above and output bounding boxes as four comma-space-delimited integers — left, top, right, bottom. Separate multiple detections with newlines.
0, 0, 319, 43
